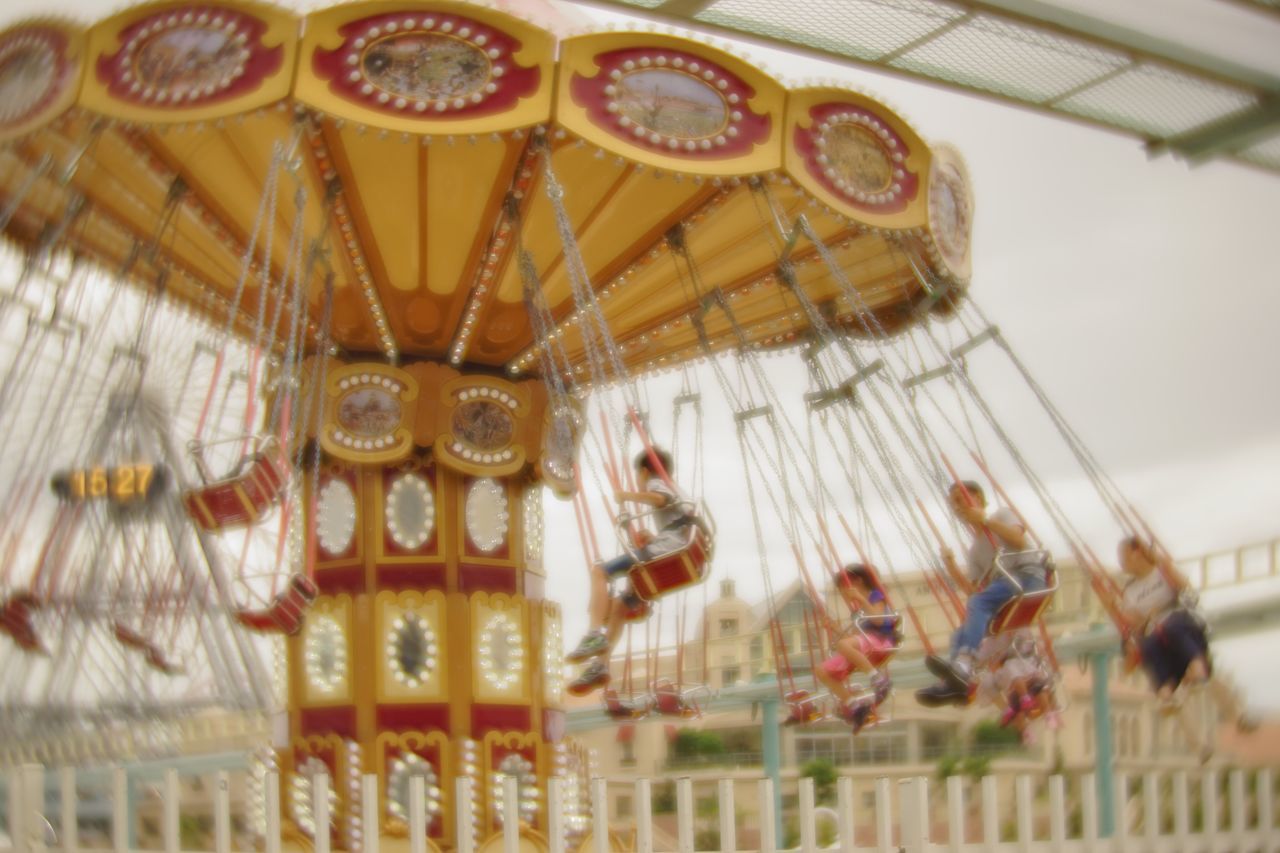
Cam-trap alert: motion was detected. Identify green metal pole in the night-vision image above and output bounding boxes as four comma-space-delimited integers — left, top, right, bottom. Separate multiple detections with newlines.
1091, 650, 1115, 837
761, 697, 784, 848
126, 773, 139, 849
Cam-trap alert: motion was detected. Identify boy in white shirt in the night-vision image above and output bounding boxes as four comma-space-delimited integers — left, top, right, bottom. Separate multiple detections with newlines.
565, 448, 696, 695
917, 481, 1048, 706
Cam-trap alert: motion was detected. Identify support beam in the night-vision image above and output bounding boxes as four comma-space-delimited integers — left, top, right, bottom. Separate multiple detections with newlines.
760, 698, 783, 850
1091, 650, 1115, 838
1150, 96, 1280, 161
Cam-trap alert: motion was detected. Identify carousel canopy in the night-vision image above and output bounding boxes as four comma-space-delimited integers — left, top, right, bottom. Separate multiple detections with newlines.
0, 0, 972, 375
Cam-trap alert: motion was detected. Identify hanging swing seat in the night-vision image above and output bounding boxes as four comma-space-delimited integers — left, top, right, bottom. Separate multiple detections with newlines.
627, 520, 714, 602
651, 680, 713, 719
853, 612, 903, 664
782, 689, 830, 726
614, 500, 714, 603
988, 551, 1058, 635
112, 622, 184, 675
234, 574, 318, 635
0, 592, 42, 653
183, 435, 290, 531
602, 688, 653, 721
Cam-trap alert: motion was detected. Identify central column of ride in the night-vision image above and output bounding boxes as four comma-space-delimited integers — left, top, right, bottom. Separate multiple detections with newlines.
282, 359, 577, 851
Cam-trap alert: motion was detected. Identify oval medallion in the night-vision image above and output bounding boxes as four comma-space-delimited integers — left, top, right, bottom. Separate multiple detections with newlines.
478, 612, 522, 691
452, 399, 513, 451
387, 611, 437, 688
820, 123, 892, 194
362, 33, 489, 103
385, 473, 434, 550
316, 478, 356, 556
337, 387, 401, 438
304, 616, 346, 694
616, 68, 727, 140
0, 38, 56, 126
928, 151, 973, 275
386, 753, 442, 829
465, 477, 508, 553
290, 756, 339, 838
132, 26, 248, 102
491, 753, 538, 827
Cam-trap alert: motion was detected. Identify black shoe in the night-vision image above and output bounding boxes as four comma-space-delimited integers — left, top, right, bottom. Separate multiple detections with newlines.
926, 655, 973, 692
568, 659, 610, 696
916, 682, 970, 708
849, 701, 873, 734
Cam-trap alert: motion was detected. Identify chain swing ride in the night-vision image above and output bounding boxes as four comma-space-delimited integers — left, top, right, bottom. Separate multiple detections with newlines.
0, 0, 1225, 847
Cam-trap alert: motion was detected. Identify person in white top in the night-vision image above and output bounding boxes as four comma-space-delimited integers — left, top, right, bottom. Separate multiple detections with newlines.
1118, 536, 1255, 760
565, 447, 697, 695
917, 480, 1049, 707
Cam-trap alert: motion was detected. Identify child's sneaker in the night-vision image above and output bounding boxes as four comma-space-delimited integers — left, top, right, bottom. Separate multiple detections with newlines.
567, 659, 610, 696
871, 672, 892, 704
566, 631, 608, 663
848, 700, 873, 734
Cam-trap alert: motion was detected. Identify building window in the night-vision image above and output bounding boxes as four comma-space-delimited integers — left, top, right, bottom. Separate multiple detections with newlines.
722, 665, 740, 686
621, 738, 636, 767
850, 728, 908, 765
919, 723, 959, 760
616, 795, 632, 819
795, 730, 854, 765
720, 618, 739, 636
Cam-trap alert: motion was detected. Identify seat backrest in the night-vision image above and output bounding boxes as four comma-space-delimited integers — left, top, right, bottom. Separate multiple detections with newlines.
990, 588, 1054, 634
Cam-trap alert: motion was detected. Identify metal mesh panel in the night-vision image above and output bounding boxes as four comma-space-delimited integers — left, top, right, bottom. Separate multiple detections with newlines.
887, 13, 1131, 103
585, 0, 1278, 173
698, 0, 966, 63
1235, 133, 1280, 171
1055, 63, 1258, 138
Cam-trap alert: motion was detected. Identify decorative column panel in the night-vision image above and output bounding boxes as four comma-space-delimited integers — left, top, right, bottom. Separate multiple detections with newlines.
286, 361, 574, 851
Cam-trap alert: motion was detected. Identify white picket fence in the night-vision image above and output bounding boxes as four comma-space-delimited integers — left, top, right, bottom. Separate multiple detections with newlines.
2, 764, 1277, 853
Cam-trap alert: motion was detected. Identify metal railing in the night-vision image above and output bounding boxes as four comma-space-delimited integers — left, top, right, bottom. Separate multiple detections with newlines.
1178, 536, 1280, 592
2, 762, 1277, 853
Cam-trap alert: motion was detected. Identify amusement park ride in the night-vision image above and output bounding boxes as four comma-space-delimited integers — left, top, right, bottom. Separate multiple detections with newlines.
0, 0, 1231, 850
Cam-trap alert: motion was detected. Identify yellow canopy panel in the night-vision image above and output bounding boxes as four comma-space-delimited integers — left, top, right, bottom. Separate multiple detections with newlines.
0, 1, 973, 376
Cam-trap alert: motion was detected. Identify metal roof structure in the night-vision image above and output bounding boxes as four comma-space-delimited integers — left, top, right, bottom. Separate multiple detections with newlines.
572, 0, 1280, 175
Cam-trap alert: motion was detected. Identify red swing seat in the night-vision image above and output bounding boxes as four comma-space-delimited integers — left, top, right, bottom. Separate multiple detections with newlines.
234, 574, 318, 635
113, 622, 184, 675
183, 436, 290, 531
782, 689, 829, 726
652, 680, 712, 719
988, 551, 1058, 636
603, 688, 652, 721
0, 592, 42, 653
628, 524, 713, 602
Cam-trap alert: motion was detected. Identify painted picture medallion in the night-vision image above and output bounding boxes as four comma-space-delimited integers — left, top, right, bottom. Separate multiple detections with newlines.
0, 40, 55, 124
820, 123, 892, 194
615, 68, 726, 140
362, 33, 488, 102
337, 387, 401, 437
131, 25, 248, 101
0, 27, 71, 133
928, 155, 972, 274
452, 399, 513, 451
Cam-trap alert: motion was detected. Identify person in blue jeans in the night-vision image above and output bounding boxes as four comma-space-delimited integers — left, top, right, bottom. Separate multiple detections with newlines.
564, 447, 696, 695
917, 481, 1047, 707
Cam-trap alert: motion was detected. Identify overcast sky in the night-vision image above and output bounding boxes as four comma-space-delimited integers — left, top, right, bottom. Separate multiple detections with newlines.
3, 0, 1278, 708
